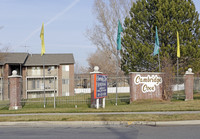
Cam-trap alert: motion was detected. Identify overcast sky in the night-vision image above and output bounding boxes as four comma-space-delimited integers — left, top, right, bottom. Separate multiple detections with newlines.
0, 0, 199, 67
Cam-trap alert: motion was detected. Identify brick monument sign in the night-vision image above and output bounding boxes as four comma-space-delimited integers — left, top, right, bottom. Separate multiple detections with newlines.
130, 72, 164, 102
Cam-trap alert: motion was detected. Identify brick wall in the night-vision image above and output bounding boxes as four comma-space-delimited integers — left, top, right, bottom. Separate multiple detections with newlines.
69, 64, 74, 96
9, 76, 22, 110
3, 64, 9, 100
185, 73, 194, 101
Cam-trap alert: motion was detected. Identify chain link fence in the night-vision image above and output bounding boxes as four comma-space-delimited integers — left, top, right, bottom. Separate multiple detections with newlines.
1, 75, 200, 109
20, 75, 130, 108
0, 79, 9, 110
171, 76, 200, 100
171, 76, 185, 100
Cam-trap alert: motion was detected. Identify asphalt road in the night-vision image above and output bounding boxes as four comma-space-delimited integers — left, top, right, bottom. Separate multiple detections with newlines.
1, 125, 200, 139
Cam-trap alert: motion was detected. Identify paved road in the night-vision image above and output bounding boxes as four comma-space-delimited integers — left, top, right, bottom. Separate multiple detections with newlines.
0, 125, 200, 139
1, 111, 200, 117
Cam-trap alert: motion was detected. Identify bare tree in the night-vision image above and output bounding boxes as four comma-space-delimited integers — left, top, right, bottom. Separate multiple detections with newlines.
0, 26, 10, 61
162, 57, 175, 100
86, 0, 134, 73
87, 49, 124, 76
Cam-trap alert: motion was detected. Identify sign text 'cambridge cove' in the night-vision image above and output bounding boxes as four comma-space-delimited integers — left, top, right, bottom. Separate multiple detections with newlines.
134, 75, 162, 93
94, 74, 107, 99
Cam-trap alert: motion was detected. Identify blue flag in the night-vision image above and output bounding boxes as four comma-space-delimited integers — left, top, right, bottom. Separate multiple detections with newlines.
117, 20, 123, 50
153, 26, 159, 56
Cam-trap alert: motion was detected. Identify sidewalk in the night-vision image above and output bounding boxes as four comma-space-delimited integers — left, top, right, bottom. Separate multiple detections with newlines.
1, 111, 200, 117
1, 120, 200, 127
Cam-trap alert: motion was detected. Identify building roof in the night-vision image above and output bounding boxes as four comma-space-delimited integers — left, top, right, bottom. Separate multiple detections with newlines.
24, 53, 75, 66
0, 53, 29, 65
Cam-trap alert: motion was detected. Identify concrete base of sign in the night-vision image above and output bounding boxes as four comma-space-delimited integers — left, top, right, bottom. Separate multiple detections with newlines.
96, 99, 99, 109
9, 106, 22, 110
91, 98, 106, 109
185, 99, 193, 101
102, 98, 105, 108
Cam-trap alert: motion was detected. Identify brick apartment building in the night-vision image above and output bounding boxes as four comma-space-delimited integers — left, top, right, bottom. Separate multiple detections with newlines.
0, 52, 75, 100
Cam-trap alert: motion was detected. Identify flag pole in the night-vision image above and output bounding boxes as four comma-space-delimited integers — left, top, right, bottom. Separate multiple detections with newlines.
40, 23, 46, 108
177, 57, 178, 77
43, 54, 46, 108
158, 49, 161, 72
177, 57, 179, 92
177, 31, 180, 91
116, 20, 123, 106
115, 50, 119, 106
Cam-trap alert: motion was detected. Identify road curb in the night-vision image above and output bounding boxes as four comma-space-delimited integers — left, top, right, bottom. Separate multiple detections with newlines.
155, 120, 200, 126
1, 120, 200, 127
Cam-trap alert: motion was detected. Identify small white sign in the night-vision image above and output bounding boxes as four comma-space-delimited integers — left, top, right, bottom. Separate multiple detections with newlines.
134, 75, 162, 93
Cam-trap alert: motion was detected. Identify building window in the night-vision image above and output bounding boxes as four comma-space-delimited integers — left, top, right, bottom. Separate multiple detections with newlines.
36, 67, 40, 75
32, 80, 35, 89
31, 67, 41, 75
36, 80, 40, 89
62, 65, 69, 71
62, 79, 69, 84
48, 66, 55, 74
49, 79, 53, 83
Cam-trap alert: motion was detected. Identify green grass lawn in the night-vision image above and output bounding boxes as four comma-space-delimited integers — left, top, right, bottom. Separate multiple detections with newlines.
1, 93, 200, 121
0, 93, 200, 114
1, 114, 200, 122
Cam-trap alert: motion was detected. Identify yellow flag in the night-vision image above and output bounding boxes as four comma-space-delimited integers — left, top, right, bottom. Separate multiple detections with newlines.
177, 31, 180, 58
40, 23, 45, 56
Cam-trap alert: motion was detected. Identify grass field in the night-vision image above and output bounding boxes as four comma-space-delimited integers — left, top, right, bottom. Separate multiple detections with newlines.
0, 92, 200, 114
1, 114, 200, 122
0, 92, 200, 121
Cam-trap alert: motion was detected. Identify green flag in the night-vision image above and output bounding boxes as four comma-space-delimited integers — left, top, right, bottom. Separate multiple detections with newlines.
153, 26, 159, 56
117, 20, 123, 50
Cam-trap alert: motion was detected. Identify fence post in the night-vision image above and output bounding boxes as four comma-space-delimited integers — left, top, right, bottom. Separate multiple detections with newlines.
8, 70, 22, 110
1, 78, 2, 100
184, 68, 194, 101
54, 76, 56, 109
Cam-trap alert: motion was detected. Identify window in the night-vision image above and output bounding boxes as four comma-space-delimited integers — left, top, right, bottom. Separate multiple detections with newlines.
36, 80, 40, 88
49, 79, 53, 83
32, 80, 35, 89
62, 65, 69, 71
31, 67, 41, 75
36, 67, 40, 75
62, 79, 69, 84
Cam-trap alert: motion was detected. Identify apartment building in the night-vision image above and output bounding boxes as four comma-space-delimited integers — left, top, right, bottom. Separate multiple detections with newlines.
0, 53, 74, 100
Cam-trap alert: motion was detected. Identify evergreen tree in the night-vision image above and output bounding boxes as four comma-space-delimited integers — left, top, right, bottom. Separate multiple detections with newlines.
121, 0, 200, 75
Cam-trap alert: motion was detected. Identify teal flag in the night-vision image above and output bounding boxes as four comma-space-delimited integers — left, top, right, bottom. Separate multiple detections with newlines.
153, 26, 159, 56
117, 20, 123, 50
